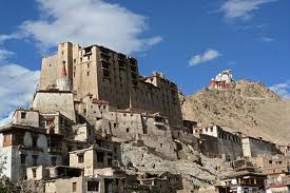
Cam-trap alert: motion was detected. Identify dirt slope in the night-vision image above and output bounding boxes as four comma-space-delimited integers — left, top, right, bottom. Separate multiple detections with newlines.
181, 80, 290, 144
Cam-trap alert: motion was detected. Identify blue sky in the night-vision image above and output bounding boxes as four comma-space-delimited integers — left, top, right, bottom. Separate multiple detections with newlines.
0, 0, 290, 120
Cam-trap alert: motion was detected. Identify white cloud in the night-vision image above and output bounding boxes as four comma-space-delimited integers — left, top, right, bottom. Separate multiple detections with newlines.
221, 0, 278, 20
0, 34, 20, 45
17, 0, 162, 54
260, 37, 275, 42
0, 112, 14, 127
0, 64, 40, 119
0, 49, 14, 62
270, 81, 290, 99
189, 49, 221, 66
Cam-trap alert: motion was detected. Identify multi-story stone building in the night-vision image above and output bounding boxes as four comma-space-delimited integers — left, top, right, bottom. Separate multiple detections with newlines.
0, 110, 63, 182
193, 125, 243, 160
39, 42, 182, 128
242, 136, 281, 158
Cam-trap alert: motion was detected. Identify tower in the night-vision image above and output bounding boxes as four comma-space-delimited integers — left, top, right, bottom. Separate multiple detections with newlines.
56, 62, 71, 91
56, 42, 73, 91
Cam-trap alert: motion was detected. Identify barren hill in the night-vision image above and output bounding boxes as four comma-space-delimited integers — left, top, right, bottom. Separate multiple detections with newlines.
181, 80, 290, 144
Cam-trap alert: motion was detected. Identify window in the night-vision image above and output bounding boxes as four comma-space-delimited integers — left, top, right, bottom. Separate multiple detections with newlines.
72, 182, 77, 192
87, 181, 99, 192
78, 154, 84, 163
51, 156, 57, 166
62, 61, 66, 65
68, 145, 72, 152
102, 62, 109, 68
97, 151, 104, 163
20, 154, 26, 165
269, 160, 272, 164
87, 71, 90, 76
126, 128, 130, 133
108, 158, 112, 166
32, 155, 38, 166
21, 112, 26, 119
32, 135, 38, 147
32, 168, 37, 178
103, 70, 110, 77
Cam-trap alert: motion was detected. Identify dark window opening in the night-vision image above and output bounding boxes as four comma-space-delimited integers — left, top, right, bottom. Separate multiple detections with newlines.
84, 47, 92, 55
126, 128, 130, 133
131, 65, 137, 72
32, 155, 38, 166
32, 168, 37, 178
103, 70, 110, 78
20, 154, 26, 165
97, 151, 104, 163
16, 134, 24, 145
154, 116, 165, 123
87, 181, 99, 192
32, 135, 38, 147
21, 112, 26, 119
68, 145, 72, 152
108, 158, 112, 166
119, 63, 125, 70
72, 182, 77, 192
102, 61, 110, 69
131, 73, 137, 79
51, 156, 57, 166
78, 154, 84, 163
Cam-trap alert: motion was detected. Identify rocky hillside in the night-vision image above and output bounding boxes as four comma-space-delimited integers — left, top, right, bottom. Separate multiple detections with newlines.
181, 80, 290, 144
120, 140, 233, 192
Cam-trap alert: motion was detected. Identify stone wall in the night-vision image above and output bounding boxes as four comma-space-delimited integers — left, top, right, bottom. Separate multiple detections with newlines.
242, 137, 280, 157
32, 91, 76, 122
12, 110, 40, 128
